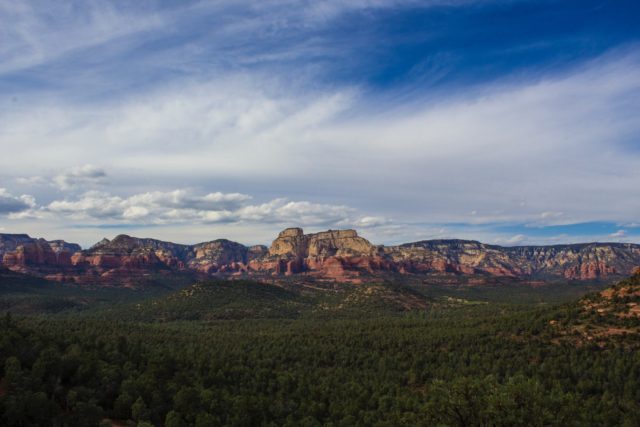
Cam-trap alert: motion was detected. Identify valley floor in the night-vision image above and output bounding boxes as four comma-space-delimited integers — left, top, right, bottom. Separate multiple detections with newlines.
0, 278, 639, 426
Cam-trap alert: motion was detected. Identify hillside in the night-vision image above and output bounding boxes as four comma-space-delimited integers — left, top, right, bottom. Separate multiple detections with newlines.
549, 272, 640, 347
116, 280, 431, 321
0, 266, 189, 315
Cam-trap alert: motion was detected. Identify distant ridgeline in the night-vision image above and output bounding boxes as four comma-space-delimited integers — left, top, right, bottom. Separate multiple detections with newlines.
0, 228, 639, 287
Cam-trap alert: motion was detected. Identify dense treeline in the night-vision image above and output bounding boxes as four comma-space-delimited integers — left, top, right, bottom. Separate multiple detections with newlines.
1, 299, 639, 426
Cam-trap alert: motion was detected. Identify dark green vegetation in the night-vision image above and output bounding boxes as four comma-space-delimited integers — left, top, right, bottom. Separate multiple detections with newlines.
0, 267, 196, 316
1, 273, 639, 426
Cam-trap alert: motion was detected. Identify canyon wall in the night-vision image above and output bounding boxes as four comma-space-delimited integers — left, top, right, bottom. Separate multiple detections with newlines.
1, 229, 639, 286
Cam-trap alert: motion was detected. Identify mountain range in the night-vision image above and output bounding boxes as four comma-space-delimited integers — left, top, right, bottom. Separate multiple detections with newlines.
1, 227, 639, 287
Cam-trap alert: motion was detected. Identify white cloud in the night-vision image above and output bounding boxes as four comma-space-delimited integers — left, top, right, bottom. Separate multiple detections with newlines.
53, 164, 107, 190
122, 206, 150, 220
0, 1, 163, 75
15, 176, 48, 186
352, 216, 391, 228
490, 234, 529, 246
42, 189, 363, 227
609, 230, 626, 238
126, 190, 251, 212
0, 188, 36, 214
3, 50, 638, 231
260, 200, 353, 225
540, 211, 564, 220
0, 0, 469, 83
504, 234, 527, 245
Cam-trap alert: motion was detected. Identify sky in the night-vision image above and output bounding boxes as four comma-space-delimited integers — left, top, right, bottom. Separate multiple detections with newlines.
0, 0, 639, 248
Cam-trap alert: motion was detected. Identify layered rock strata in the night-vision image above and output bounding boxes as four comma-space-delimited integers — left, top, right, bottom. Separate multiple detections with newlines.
1, 230, 639, 286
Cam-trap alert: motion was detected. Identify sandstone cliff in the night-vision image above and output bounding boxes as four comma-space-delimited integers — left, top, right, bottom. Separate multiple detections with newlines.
257, 228, 383, 280
0, 234, 81, 272
384, 240, 640, 280
268, 228, 377, 258
1, 229, 639, 286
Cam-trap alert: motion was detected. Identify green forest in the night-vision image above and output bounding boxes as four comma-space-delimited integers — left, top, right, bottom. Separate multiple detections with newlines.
1, 274, 639, 426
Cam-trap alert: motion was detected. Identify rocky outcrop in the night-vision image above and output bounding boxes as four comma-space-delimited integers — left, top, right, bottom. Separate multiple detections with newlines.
385, 240, 511, 276
268, 228, 377, 258
384, 240, 640, 280
0, 230, 639, 286
69, 235, 188, 281
269, 228, 307, 257
259, 228, 381, 280
70, 235, 257, 284
48, 240, 82, 254
0, 234, 79, 271
189, 240, 254, 273
0, 234, 35, 254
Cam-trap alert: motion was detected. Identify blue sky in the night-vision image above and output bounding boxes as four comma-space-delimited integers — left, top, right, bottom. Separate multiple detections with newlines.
0, 0, 639, 247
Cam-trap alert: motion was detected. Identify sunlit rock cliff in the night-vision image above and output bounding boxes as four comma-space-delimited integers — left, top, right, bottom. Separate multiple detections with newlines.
0, 230, 639, 287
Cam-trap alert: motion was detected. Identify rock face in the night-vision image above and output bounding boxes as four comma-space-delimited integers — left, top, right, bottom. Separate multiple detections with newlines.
1, 229, 639, 286
269, 228, 377, 258
83, 234, 192, 267
0, 233, 256, 286
0, 234, 80, 272
269, 228, 307, 257
189, 240, 267, 273
261, 228, 381, 281
70, 235, 265, 285
384, 240, 640, 280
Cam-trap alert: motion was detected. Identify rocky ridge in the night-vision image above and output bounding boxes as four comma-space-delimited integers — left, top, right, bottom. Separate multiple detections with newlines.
255, 228, 386, 280
386, 240, 640, 280
0, 229, 639, 286
0, 234, 81, 273
549, 271, 640, 347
